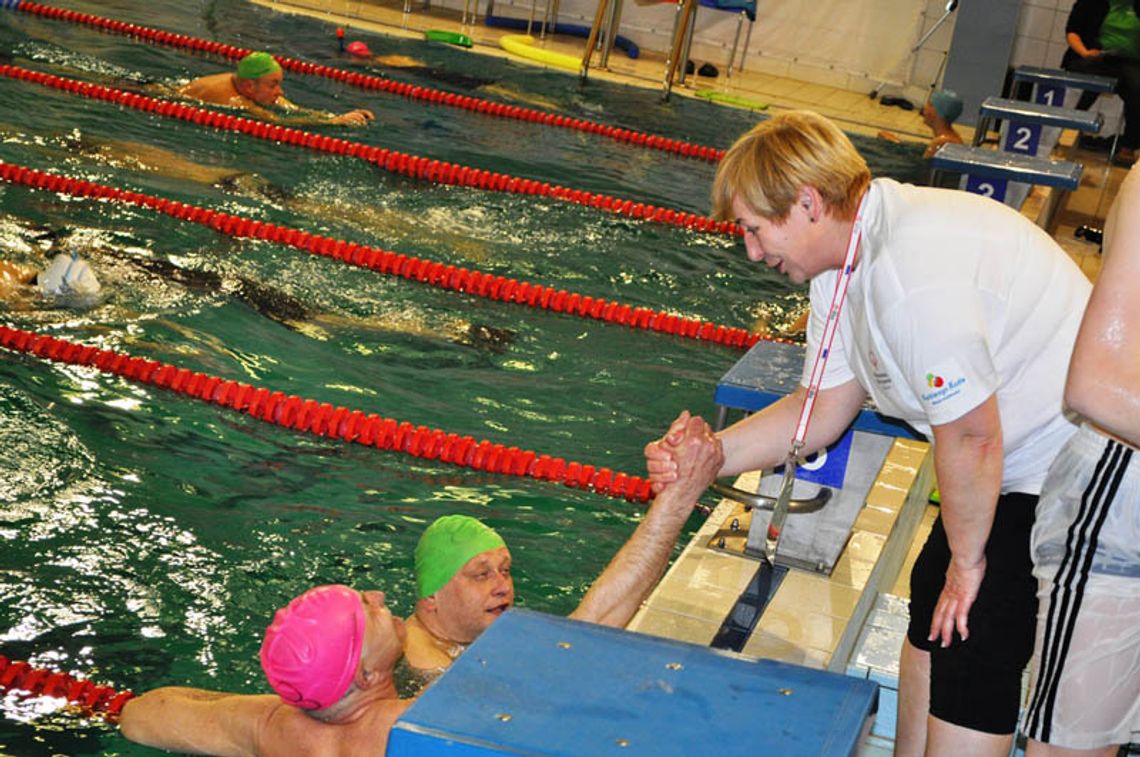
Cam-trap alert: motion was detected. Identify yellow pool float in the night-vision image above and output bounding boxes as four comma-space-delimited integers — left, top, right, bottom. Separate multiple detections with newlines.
498, 34, 579, 72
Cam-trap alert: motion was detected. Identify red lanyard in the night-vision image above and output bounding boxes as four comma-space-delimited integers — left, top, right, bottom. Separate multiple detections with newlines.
765, 190, 867, 564
792, 191, 868, 450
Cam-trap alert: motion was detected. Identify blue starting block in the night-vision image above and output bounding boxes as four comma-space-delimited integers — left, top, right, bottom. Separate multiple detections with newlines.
956, 95, 1099, 208
713, 337, 921, 440
978, 95, 1105, 133
930, 142, 1083, 202
388, 609, 880, 756
1012, 66, 1116, 109
975, 96, 1103, 154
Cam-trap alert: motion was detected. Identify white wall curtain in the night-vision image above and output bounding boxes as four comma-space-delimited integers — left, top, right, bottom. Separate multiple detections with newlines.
742, 0, 927, 81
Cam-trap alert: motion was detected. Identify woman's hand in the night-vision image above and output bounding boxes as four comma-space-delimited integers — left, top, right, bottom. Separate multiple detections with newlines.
928, 554, 987, 647
644, 410, 692, 494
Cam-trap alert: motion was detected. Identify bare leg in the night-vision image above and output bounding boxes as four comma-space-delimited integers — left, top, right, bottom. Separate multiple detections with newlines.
926, 715, 1011, 757
895, 639, 930, 757
1026, 741, 1118, 757
898, 639, 1018, 756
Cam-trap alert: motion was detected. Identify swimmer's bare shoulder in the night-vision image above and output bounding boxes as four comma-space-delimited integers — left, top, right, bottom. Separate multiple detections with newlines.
924, 131, 963, 159
257, 696, 412, 755
179, 72, 239, 107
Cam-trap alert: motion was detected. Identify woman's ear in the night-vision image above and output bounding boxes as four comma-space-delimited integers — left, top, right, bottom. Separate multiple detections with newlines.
799, 186, 820, 223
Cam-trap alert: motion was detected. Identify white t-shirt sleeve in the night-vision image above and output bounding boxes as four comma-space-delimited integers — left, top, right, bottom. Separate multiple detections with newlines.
802, 273, 857, 390
880, 285, 999, 425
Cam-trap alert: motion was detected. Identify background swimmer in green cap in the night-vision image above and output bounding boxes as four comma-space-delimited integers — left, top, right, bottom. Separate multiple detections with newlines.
180, 51, 374, 126
402, 412, 723, 678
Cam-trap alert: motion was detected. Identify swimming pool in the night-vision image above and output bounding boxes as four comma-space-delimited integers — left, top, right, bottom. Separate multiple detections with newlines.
0, 1, 928, 752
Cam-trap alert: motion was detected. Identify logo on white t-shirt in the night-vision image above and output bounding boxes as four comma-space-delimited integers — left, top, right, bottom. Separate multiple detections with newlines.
920, 371, 967, 406
868, 348, 892, 389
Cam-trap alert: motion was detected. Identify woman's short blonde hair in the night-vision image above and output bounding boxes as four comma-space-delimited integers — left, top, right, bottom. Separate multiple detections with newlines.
712, 110, 871, 223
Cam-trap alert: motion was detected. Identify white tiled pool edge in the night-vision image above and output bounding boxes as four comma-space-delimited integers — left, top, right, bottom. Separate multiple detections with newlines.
628, 438, 935, 753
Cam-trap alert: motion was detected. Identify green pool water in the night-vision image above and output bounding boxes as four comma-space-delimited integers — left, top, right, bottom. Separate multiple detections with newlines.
0, 1, 928, 753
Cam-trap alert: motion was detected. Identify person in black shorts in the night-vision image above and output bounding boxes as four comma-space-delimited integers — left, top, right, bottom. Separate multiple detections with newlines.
907, 494, 1038, 734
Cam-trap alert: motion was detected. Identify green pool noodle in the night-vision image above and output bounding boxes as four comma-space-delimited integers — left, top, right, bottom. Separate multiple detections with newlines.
425, 30, 473, 48
694, 89, 768, 111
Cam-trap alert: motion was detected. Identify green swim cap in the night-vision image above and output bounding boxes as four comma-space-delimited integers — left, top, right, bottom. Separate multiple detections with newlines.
236, 52, 282, 80
415, 515, 506, 598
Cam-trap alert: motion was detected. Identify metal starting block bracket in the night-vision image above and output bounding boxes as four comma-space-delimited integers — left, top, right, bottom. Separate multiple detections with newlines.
706, 430, 894, 575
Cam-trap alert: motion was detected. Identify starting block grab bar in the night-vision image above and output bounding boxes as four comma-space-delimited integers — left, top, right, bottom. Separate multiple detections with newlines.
1012, 66, 1117, 95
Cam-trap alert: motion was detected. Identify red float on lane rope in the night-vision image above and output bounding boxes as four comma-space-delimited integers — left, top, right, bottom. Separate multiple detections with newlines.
0, 654, 133, 721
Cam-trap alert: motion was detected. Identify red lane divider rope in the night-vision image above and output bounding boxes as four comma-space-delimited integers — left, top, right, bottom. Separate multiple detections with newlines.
0, 64, 738, 237
0, 160, 770, 350
8, 1, 727, 164
0, 325, 656, 502
0, 654, 134, 720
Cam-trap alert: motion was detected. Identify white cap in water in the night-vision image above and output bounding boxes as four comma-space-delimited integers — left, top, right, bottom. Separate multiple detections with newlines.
38, 251, 101, 298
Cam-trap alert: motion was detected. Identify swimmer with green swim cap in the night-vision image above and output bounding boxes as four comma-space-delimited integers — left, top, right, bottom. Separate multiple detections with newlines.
179, 51, 374, 126
415, 514, 508, 598
404, 515, 513, 674
402, 412, 724, 678
235, 51, 282, 81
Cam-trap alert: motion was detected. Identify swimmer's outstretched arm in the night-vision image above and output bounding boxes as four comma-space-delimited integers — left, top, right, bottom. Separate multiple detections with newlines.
0, 260, 38, 286
119, 686, 279, 757
0, 260, 40, 306
569, 415, 723, 628
275, 97, 375, 127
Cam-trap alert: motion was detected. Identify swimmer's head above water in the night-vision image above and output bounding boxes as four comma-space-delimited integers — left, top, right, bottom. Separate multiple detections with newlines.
346, 40, 372, 58
234, 52, 285, 108
925, 89, 963, 126
260, 584, 365, 712
1, 246, 102, 307
260, 584, 406, 716
415, 515, 507, 599
412, 515, 513, 644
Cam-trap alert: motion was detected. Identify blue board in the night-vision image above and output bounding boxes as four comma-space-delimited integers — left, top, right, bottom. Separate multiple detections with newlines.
389, 609, 879, 756
714, 338, 922, 440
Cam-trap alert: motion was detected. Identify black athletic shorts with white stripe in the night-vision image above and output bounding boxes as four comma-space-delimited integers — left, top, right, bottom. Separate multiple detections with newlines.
1023, 424, 1140, 749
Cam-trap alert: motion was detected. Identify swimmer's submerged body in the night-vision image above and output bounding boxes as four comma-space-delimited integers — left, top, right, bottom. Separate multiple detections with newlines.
112, 253, 516, 352
343, 42, 563, 111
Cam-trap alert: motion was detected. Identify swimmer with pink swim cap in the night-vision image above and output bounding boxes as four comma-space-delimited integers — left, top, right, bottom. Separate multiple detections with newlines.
260, 584, 368, 711
119, 584, 412, 754
346, 40, 373, 58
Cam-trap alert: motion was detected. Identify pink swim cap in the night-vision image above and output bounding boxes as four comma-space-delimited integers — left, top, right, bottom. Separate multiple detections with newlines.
346, 40, 372, 58
259, 585, 365, 711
